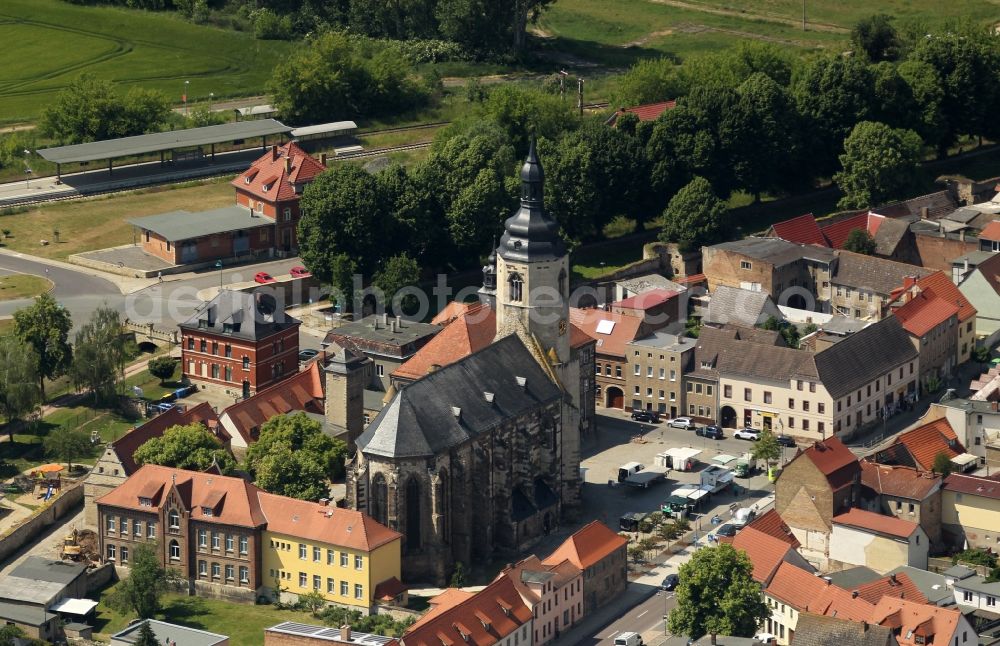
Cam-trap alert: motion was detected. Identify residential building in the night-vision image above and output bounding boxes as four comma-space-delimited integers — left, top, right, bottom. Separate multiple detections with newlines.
180, 290, 301, 398
744, 509, 800, 549
949, 571, 1000, 612
828, 251, 933, 321
924, 393, 1000, 467
624, 331, 696, 418
874, 418, 971, 473
570, 308, 645, 410
110, 619, 229, 646
830, 508, 928, 573
498, 555, 583, 645
884, 566, 954, 606
980, 220, 1000, 252
610, 288, 680, 329
613, 273, 687, 301
400, 574, 533, 646
775, 437, 860, 568
870, 597, 974, 646
791, 613, 898, 646
941, 473, 1000, 550
858, 460, 942, 547
128, 143, 325, 265
891, 290, 960, 389
219, 359, 325, 455
891, 271, 977, 365
702, 286, 782, 328
260, 493, 402, 612
766, 211, 910, 258
763, 561, 875, 643
950, 251, 995, 285
958, 252, 1000, 339
84, 402, 221, 527
541, 520, 627, 615
265, 622, 399, 646
97, 465, 265, 601
323, 314, 441, 394
731, 526, 813, 585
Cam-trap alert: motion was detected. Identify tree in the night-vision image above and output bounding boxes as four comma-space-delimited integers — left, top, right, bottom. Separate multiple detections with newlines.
43, 426, 92, 470
450, 561, 467, 587
13, 293, 72, 399
108, 543, 177, 619
932, 451, 954, 476
843, 229, 878, 255
299, 590, 328, 614
146, 356, 176, 385
658, 177, 728, 252
245, 413, 347, 501
133, 423, 236, 474
852, 14, 901, 62
972, 345, 991, 365
0, 336, 41, 442
131, 621, 159, 646
0, 625, 29, 646
751, 429, 781, 467
70, 305, 126, 404
835, 121, 923, 210
475, 85, 577, 152
40, 74, 170, 144
611, 57, 683, 108
668, 543, 769, 640
897, 60, 948, 153
373, 254, 421, 316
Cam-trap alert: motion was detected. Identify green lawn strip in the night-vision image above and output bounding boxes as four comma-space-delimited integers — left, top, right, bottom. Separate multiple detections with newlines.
124, 361, 182, 403
91, 587, 313, 644
0, 273, 52, 302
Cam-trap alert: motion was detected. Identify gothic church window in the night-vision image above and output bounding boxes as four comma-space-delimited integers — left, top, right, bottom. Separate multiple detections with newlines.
405, 478, 421, 550
509, 273, 524, 302
371, 473, 388, 526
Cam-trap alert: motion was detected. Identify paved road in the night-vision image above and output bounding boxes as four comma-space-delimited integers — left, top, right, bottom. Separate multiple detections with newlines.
584, 588, 676, 646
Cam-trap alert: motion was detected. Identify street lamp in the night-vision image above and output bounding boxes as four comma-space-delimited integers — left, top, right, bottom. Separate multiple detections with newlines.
184, 80, 190, 115
23, 149, 32, 189
216, 259, 223, 292
209, 92, 214, 110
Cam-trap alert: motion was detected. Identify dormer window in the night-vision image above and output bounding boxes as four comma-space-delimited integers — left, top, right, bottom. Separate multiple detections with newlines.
201, 506, 213, 516
263, 183, 271, 192
138, 497, 152, 507
244, 176, 251, 184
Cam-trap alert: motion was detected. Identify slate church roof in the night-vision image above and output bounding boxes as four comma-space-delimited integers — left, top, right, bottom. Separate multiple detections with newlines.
357, 335, 562, 459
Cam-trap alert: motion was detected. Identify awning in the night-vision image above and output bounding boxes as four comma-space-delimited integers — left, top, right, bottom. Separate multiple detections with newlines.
49, 598, 98, 615
951, 453, 978, 466
688, 487, 711, 501
663, 447, 702, 461
713, 454, 738, 465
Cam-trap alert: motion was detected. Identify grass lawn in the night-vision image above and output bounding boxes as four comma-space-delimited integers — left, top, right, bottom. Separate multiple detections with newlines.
124, 361, 182, 402
91, 587, 313, 644
0, 273, 52, 302
0, 0, 291, 124
0, 319, 14, 336
0, 179, 234, 260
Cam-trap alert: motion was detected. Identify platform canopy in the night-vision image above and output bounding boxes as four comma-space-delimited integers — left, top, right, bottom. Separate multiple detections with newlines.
37, 119, 292, 165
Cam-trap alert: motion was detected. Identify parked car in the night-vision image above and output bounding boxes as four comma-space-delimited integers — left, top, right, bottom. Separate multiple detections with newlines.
696, 425, 723, 439
614, 632, 644, 646
298, 349, 319, 362
290, 266, 311, 278
661, 574, 679, 591
715, 523, 738, 537
668, 416, 696, 429
776, 434, 796, 447
631, 410, 661, 423
254, 272, 276, 284
734, 428, 760, 441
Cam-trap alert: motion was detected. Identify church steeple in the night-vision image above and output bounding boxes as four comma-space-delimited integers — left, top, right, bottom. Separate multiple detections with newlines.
497, 137, 565, 263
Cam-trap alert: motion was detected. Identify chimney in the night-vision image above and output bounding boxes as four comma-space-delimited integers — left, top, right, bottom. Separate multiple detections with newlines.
340, 625, 351, 642
903, 275, 917, 291
862, 621, 869, 633
382, 313, 389, 327
284, 156, 292, 174
890, 573, 897, 584
395, 315, 402, 329
852, 590, 859, 598
271, 145, 278, 161
710, 635, 717, 646
921, 206, 929, 219
319, 498, 329, 506
320, 153, 328, 165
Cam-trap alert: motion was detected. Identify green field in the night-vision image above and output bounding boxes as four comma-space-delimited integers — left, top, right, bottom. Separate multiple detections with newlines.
0, 0, 291, 123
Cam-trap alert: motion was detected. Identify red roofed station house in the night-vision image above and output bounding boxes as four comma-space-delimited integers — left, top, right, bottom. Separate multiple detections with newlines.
829, 507, 929, 573
128, 142, 326, 266
180, 290, 301, 399
541, 521, 626, 614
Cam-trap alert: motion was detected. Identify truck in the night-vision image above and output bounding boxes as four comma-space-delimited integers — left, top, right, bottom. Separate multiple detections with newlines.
700, 465, 734, 494
617, 462, 670, 489
733, 456, 757, 478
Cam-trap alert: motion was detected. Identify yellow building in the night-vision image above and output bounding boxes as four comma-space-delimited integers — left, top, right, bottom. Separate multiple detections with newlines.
258, 492, 402, 612
941, 473, 1000, 550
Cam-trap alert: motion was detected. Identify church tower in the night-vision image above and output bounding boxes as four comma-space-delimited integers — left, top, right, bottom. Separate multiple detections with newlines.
494, 138, 571, 365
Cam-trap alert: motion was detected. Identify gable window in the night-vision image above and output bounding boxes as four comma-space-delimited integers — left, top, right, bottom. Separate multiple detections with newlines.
740, 261, 752, 270
283, 208, 292, 222
168, 510, 179, 530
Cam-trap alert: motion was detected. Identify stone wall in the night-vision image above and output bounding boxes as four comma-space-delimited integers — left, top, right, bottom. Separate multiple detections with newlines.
0, 482, 84, 563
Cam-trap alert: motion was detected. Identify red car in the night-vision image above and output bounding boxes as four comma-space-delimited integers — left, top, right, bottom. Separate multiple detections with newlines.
290, 266, 311, 278
254, 272, 276, 284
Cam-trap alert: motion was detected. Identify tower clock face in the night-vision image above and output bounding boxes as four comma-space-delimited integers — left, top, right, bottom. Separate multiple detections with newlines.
559, 319, 567, 335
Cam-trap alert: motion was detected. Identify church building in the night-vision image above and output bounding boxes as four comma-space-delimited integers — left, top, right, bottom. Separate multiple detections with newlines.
344, 142, 590, 584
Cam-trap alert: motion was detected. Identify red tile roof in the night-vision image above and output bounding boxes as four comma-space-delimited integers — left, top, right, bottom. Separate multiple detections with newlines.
745, 509, 800, 549
871, 597, 963, 646
731, 526, 796, 584
822, 212, 872, 250
611, 288, 678, 311
232, 142, 326, 203
410, 589, 477, 630
374, 577, 407, 601
832, 508, 920, 539
766, 561, 832, 609
432, 301, 477, 326
980, 220, 1000, 242
914, 271, 977, 322
609, 101, 677, 124
220, 361, 324, 445
541, 521, 627, 570
886, 418, 963, 472
393, 305, 496, 382
855, 571, 927, 604
771, 213, 828, 247
797, 437, 861, 490
258, 492, 401, 552
112, 402, 221, 474
859, 460, 941, 500
944, 473, 1000, 499
676, 273, 706, 286
97, 464, 267, 528
402, 575, 532, 646
893, 292, 960, 337
568, 308, 645, 359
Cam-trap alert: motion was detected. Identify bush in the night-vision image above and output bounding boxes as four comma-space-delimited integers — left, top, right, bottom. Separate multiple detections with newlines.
250, 8, 293, 40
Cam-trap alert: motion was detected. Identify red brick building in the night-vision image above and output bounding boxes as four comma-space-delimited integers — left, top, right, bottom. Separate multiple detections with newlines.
129, 142, 326, 266
180, 291, 301, 398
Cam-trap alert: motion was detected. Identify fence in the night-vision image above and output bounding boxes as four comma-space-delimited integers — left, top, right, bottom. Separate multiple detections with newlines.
0, 481, 84, 564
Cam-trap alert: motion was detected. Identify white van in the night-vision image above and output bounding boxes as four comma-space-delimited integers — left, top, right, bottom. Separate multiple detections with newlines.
614, 632, 644, 646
